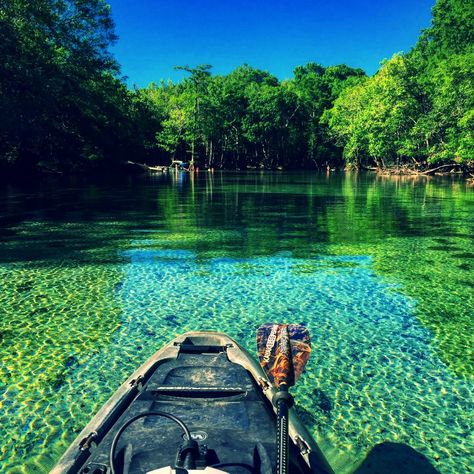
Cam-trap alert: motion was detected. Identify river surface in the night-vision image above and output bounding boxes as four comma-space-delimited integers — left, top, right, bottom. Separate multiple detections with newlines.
0, 171, 473, 473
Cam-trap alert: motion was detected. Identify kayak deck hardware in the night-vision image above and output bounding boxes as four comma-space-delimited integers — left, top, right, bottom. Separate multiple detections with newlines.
79, 431, 98, 452
173, 342, 234, 354
294, 435, 311, 456
129, 374, 145, 390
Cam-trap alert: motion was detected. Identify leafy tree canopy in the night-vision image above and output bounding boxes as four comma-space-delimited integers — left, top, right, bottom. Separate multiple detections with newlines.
0, 0, 472, 175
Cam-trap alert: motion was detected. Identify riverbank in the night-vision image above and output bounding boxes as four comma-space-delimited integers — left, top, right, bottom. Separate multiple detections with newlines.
2, 159, 474, 185
365, 163, 473, 177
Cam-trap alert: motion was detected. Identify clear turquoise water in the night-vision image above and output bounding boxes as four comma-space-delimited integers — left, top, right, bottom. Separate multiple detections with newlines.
0, 172, 473, 473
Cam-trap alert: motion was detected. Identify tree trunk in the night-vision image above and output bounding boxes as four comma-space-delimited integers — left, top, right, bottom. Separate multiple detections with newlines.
209, 139, 213, 168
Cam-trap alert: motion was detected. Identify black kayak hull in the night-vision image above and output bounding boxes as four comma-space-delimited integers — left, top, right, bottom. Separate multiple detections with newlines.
51, 331, 334, 474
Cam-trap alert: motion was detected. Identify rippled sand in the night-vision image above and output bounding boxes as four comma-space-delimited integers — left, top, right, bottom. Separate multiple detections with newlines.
1, 235, 472, 473
1, 173, 473, 474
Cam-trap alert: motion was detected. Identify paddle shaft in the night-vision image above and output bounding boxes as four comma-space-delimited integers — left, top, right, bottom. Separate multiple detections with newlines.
257, 323, 311, 474
276, 386, 290, 474
274, 325, 292, 474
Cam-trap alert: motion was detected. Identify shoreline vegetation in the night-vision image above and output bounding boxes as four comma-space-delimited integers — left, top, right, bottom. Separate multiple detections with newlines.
125, 159, 474, 179
0, 0, 472, 180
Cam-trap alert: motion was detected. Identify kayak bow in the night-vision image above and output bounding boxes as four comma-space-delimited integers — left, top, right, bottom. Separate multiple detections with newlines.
51, 331, 334, 474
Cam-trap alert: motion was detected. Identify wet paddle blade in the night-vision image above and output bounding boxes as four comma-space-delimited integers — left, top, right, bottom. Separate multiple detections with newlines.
257, 323, 311, 387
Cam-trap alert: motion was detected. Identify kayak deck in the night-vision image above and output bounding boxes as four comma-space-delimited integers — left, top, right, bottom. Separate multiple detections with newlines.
51, 332, 334, 474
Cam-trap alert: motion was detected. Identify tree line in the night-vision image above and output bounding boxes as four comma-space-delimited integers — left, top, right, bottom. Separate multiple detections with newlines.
0, 0, 472, 176
326, 0, 473, 170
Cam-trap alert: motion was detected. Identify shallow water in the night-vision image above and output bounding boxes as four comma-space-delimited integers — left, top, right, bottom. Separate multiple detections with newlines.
0, 171, 473, 473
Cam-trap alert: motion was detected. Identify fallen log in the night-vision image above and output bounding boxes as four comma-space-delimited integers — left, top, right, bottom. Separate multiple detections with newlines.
125, 161, 167, 173
420, 163, 462, 175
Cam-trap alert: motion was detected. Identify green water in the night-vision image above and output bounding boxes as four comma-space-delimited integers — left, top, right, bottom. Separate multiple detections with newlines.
0, 171, 473, 473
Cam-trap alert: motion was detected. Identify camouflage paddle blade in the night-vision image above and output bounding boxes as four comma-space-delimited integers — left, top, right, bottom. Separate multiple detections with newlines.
287, 324, 311, 382
257, 323, 311, 388
257, 324, 292, 387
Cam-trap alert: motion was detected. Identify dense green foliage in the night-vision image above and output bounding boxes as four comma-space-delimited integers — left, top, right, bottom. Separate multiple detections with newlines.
138, 63, 365, 169
0, 0, 155, 174
325, 0, 474, 168
0, 0, 472, 174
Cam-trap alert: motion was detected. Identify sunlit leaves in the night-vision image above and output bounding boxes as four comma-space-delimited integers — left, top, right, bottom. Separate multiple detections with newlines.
325, 0, 473, 168
141, 63, 363, 169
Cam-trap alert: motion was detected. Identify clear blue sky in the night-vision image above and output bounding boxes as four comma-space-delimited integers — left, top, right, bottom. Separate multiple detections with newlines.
107, 0, 435, 87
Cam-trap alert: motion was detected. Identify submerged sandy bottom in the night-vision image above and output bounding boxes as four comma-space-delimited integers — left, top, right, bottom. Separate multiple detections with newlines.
0, 183, 474, 474
115, 247, 473, 473
1, 220, 473, 473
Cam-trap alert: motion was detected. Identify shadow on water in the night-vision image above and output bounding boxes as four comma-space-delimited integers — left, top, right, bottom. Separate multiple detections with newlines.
295, 404, 441, 473
354, 442, 440, 474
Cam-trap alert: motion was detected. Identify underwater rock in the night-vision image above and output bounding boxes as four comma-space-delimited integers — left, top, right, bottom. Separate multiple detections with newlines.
294, 405, 321, 427
30, 307, 49, 316
460, 280, 474, 288
51, 356, 79, 390
164, 314, 177, 325
16, 283, 34, 292
453, 252, 474, 259
312, 388, 332, 414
